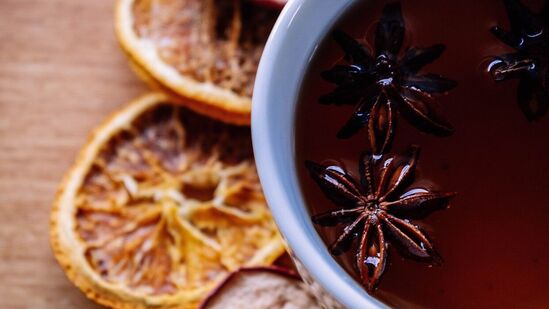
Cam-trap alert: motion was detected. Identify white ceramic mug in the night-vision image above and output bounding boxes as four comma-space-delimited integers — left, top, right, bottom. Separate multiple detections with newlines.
252, 0, 386, 308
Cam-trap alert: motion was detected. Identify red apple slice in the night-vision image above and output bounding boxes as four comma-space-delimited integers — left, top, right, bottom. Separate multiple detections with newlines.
200, 266, 321, 309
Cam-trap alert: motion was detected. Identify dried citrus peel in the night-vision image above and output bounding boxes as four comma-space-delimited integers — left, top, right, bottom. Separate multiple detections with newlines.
50, 93, 285, 308
116, 0, 280, 125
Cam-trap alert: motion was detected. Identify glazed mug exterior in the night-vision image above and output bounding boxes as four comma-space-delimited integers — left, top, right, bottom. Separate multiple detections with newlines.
252, 0, 386, 308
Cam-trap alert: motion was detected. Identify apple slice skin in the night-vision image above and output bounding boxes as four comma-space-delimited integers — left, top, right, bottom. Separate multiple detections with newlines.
249, 0, 287, 9
199, 266, 307, 309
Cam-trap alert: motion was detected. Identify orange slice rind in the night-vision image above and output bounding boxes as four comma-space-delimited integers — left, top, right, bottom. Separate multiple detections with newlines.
50, 93, 285, 308
115, 0, 280, 125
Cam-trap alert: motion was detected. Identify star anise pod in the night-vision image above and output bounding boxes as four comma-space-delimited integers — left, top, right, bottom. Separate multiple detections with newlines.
320, 3, 457, 155
490, 0, 549, 121
305, 145, 456, 292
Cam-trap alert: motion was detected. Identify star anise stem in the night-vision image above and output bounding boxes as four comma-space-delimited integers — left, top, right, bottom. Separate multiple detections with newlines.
491, 58, 536, 81
330, 213, 367, 255
312, 208, 362, 226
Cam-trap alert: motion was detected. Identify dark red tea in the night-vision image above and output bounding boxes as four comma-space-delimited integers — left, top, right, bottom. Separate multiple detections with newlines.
295, 0, 549, 307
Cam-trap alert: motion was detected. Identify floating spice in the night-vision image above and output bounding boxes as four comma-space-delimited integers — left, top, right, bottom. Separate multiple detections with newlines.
490, 0, 549, 121
305, 146, 455, 292
321, 3, 457, 155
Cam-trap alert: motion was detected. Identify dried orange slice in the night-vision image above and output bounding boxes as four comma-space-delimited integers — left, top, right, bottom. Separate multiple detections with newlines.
115, 0, 280, 125
50, 93, 285, 308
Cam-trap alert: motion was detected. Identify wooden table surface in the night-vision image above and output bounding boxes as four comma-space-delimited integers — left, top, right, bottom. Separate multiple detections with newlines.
0, 1, 150, 307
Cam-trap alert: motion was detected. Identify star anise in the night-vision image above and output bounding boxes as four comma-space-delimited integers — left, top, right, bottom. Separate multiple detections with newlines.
320, 3, 457, 155
490, 0, 549, 121
305, 145, 456, 292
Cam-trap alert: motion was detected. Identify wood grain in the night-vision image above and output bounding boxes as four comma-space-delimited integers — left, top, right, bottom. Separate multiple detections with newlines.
0, 0, 148, 307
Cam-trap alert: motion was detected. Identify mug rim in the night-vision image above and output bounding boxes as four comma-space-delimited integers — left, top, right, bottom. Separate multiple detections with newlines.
251, 0, 385, 308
